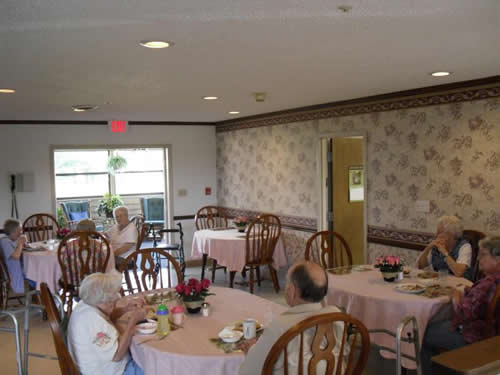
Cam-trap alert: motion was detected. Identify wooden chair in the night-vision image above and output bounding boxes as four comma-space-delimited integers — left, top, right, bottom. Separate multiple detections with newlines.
487, 285, 500, 335
57, 231, 111, 314
22, 213, 60, 242
39, 283, 79, 375
462, 229, 486, 281
262, 312, 370, 375
305, 231, 352, 269
230, 214, 281, 294
195, 206, 228, 282
136, 223, 149, 252
119, 248, 184, 296
130, 214, 145, 236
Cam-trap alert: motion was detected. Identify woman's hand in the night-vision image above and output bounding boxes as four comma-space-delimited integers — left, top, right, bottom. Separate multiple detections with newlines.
431, 235, 449, 256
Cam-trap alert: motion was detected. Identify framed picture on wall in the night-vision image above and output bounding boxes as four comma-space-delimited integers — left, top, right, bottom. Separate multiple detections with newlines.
348, 166, 364, 202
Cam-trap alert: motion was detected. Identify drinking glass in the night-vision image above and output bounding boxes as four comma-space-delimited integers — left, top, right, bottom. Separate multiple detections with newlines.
438, 269, 448, 286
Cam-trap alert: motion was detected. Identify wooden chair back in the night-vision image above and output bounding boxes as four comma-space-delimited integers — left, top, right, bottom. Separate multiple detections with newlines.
245, 214, 281, 265
195, 206, 228, 230
22, 213, 60, 242
136, 223, 150, 252
40, 283, 79, 375
119, 248, 184, 296
130, 214, 145, 234
305, 231, 353, 269
57, 231, 111, 313
462, 229, 486, 281
262, 312, 370, 375
487, 285, 500, 335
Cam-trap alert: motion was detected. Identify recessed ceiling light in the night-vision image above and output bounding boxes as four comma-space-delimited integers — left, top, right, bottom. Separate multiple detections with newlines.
0, 88, 15, 94
140, 40, 173, 49
72, 105, 99, 112
228, 111, 240, 114
203, 96, 218, 100
430, 71, 451, 77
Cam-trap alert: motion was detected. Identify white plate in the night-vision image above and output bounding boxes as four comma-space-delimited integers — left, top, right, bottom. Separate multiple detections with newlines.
218, 327, 243, 343
394, 283, 426, 294
136, 320, 158, 335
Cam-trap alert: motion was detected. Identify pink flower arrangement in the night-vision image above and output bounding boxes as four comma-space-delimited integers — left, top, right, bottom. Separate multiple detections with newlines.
233, 216, 249, 226
374, 255, 402, 272
56, 227, 71, 239
175, 278, 214, 302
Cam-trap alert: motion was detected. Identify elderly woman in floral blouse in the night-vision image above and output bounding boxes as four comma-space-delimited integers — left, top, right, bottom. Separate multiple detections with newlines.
421, 236, 500, 374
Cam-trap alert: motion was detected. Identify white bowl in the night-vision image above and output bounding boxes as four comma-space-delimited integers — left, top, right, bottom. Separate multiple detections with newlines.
136, 320, 157, 335
218, 328, 243, 343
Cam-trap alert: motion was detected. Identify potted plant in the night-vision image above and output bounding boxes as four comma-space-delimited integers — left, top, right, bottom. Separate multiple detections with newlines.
97, 193, 123, 218
175, 278, 214, 313
107, 155, 127, 175
233, 216, 249, 233
374, 255, 402, 282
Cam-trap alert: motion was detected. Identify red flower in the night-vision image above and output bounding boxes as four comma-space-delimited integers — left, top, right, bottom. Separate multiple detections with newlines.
175, 283, 185, 294
188, 278, 199, 287
184, 285, 192, 296
195, 284, 202, 293
201, 278, 210, 289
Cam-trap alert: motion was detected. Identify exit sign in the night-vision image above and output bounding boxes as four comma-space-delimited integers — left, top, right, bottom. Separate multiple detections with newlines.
109, 120, 128, 133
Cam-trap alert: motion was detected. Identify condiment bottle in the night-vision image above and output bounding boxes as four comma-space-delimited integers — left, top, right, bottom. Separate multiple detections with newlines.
201, 302, 209, 317
157, 304, 170, 336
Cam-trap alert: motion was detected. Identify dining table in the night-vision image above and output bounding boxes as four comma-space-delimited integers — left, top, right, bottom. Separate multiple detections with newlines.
23, 239, 115, 292
191, 228, 288, 281
325, 265, 473, 369
124, 286, 287, 375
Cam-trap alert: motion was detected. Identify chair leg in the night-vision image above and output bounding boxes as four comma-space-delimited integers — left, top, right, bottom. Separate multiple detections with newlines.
256, 266, 261, 287
201, 254, 208, 280
249, 267, 255, 294
211, 259, 217, 283
229, 271, 236, 288
269, 265, 280, 293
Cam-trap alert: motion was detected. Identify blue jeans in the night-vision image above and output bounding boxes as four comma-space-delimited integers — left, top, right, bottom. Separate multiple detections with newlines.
421, 319, 467, 375
123, 359, 144, 375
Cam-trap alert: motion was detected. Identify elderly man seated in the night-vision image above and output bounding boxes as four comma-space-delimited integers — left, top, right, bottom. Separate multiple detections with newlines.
67, 271, 147, 375
106, 206, 138, 268
238, 260, 346, 375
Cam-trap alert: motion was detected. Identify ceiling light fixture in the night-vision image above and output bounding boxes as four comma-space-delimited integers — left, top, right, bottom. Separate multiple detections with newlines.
228, 111, 240, 114
0, 88, 15, 94
140, 40, 172, 49
430, 71, 451, 77
203, 96, 218, 100
72, 105, 99, 112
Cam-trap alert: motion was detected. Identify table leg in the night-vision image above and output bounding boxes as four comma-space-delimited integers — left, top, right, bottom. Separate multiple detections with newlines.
201, 254, 208, 280
230, 271, 236, 288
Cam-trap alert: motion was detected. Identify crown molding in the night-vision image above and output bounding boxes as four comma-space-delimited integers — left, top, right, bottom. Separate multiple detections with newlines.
0, 120, 215, 126
216, 75, 500, 133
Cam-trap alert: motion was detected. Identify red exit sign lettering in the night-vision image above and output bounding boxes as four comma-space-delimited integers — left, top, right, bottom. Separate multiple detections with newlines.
108, 120, 128, 133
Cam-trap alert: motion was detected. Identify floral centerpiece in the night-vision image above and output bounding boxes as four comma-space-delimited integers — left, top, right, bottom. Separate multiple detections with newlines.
175, 278, 214, 313
56, 227, 71, 240
233, 216, 249, 232
374, 255, 402, 282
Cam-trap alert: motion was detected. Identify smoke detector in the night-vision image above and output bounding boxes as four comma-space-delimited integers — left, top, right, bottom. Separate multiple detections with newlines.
254, 92, 266, 102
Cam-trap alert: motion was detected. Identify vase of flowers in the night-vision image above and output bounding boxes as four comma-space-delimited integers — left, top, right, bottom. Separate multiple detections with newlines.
374, 255, 402, 282
233, 216, 249, 233
56, 227, 71, 240
175, 278, 214, 314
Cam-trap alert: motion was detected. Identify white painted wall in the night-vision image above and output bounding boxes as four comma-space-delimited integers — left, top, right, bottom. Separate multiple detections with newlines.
0, 124, 217, 257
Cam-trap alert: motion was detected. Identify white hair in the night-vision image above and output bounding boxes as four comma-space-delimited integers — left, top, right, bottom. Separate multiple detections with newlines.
113, 206, 129, 218
437, 215, 463, 239
79, 271, 122, 306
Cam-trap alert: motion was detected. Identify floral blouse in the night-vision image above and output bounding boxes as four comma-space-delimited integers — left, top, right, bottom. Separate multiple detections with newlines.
452, 272, 500, 343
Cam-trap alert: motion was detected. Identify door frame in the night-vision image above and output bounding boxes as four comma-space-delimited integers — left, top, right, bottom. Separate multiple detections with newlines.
316, 130, 368, 262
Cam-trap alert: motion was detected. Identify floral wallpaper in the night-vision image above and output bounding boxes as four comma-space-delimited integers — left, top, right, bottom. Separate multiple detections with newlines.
216, 98, 500, 265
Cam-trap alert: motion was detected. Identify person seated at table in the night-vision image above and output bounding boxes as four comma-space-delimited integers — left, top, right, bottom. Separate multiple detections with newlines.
76, 219, 97, 232
417, 215, 472, 279
0, 219, 36, 293
105, 206, 138, 268
238, 260, 346, 375
420, 235, 500, 374
67, 271, 147, 375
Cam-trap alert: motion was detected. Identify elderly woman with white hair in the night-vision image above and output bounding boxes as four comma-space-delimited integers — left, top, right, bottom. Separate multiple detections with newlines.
105, 206, 138, 267
67, 271, 146, 375
417, 215, 472, 279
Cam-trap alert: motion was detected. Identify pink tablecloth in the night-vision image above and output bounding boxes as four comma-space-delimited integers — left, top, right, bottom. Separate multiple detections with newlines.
23, 240, 115, 292
326, 267, 472, 369
129, 286, 287, 375
190, 229, 287, 272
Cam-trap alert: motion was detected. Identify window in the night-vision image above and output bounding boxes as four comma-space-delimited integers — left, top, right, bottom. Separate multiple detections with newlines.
53, 148, 166, 199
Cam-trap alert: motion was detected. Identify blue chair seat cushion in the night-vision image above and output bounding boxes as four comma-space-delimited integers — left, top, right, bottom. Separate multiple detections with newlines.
70, 211, 89, 221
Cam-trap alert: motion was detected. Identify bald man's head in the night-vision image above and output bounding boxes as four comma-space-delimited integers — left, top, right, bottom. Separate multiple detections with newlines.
288, 261, 328, 303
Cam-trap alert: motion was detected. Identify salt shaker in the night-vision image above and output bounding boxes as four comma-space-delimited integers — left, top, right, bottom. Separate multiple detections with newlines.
201, 302, 210, 317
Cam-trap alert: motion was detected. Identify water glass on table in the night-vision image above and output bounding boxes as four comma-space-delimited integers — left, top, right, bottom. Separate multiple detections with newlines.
438, 269, 448, 286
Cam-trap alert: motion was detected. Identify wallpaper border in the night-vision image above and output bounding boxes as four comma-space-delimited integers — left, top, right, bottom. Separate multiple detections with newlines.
216, 76, 500, 133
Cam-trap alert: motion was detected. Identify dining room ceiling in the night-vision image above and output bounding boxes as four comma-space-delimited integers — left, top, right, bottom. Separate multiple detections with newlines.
0, 0, 499, 122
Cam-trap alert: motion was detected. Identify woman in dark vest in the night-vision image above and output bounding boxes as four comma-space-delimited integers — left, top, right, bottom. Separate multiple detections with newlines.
417, 215, 472, 280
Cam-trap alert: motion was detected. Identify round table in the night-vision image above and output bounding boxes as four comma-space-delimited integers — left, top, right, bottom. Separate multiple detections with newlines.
128, 286, 287, 375
326, 266, 472, 369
